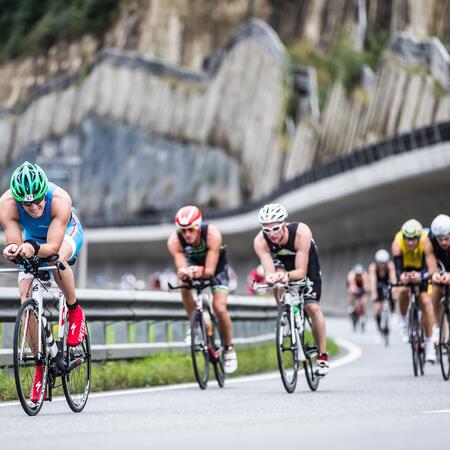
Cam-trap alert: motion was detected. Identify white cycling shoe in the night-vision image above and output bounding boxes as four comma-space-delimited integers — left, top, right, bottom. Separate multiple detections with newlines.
224, 349, 238, 374
425, 340, 436, 364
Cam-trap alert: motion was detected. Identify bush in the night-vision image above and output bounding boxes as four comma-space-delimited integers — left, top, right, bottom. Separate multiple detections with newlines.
0, 0, 121, 63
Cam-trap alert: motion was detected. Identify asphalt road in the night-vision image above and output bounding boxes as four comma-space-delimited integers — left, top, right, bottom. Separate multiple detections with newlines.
1, 317, 449, 450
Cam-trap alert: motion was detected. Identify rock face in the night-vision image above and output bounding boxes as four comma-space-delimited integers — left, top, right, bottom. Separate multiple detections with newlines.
0, 20, 287, 218
2, 0, 450, 106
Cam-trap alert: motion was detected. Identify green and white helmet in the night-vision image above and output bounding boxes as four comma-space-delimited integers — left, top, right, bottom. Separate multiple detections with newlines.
401, 219, 423, 239
10, 161, 48, 203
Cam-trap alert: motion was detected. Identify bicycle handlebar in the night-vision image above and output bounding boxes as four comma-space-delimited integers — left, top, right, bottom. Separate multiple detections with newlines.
0, 253, 66, 276
253, 278, 311, 291
168, 278, 213, 292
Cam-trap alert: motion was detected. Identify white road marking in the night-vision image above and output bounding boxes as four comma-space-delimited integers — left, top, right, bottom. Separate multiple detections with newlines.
423, 410, 450, 414
0, 337, 362, 408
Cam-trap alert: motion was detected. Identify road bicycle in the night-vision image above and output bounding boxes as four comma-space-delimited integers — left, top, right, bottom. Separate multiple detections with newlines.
169, 279, 225, 389
255, 279, 321, 393
349, 288, 367, 333
378, 282, 392, 347
395, 275, 429, 377
0, 254, 91, 415
437, 282, 450, 380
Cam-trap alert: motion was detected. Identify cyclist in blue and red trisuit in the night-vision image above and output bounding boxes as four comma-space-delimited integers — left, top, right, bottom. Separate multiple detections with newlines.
0, 161, 86, 402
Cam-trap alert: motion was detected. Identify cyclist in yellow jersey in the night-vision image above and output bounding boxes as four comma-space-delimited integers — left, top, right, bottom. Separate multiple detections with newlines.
391, 219, 438, 362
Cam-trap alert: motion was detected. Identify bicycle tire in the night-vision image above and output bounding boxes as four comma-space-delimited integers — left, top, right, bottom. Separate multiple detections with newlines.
410, 307, 424, 377
63, 324, 91, 412
211, 315, 225, 388
13, 300, 48, 416
380, 306, 390, 347
276, 305, 298, 393
190, 311, 210, 389
302, 312, 320, 391
438, 307, 450, 381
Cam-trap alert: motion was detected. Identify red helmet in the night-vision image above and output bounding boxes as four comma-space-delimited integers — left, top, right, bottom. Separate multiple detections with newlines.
175, 205, 202, 229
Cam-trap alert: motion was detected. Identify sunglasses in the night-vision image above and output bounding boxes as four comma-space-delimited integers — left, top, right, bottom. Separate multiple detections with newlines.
262, 224, 283, 234
21, 197, 44, 207
403, 235, 419, 242
179, 225, 199, 233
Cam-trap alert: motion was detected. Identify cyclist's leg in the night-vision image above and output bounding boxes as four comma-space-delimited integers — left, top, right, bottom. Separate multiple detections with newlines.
305, 301, 327, 353
431, 284, 443, 330
180, 287, 195, 320
211, 290, 232, 347
373, 299, 382, 331
18, 274, 38, 352
419, 291, 435, 339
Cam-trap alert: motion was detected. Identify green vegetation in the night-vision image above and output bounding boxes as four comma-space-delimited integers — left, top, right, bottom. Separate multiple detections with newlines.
287, 31, 389, 109
0, 337, 339, 401
0, 0, 121, 63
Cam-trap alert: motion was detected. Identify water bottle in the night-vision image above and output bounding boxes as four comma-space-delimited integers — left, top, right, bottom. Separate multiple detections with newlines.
203, 309, 213, 336
42, 316, 58, 358
293, 305, 302, 332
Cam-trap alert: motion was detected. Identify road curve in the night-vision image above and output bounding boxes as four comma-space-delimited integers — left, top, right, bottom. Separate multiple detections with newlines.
0, 318, 449, 450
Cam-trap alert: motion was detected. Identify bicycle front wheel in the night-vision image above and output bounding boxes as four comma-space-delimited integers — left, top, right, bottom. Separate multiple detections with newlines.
13, 300, 48, 416
410, 308, 424, 377
302, 312, 320, 391
191, 311, 210, 389
438, 307, 450, 381
276, 305, 298, 393
63, 324, 91, 412
211, 315, 225, 388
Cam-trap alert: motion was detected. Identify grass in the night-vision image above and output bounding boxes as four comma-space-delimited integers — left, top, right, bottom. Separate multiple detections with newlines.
0, 336, 339, 401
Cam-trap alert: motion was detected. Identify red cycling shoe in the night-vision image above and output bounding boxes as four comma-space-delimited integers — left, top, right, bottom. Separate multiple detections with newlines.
67, 304, 86, 347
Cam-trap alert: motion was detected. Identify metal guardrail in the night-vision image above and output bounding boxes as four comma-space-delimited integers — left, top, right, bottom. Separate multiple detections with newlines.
84, 120, 450, 227
0, 287, 277, 323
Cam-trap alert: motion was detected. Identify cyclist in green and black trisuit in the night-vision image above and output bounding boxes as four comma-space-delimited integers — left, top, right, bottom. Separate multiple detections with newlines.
167, 205, 237, 374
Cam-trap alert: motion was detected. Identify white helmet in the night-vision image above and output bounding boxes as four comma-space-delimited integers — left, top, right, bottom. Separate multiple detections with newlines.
401, 219, 423, 239
258, 203, 288, 224
375, 249, 390, 264
431, 214, 450, 238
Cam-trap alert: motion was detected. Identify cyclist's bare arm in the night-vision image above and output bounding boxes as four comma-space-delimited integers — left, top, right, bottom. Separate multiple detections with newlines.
253, 232, 278, 283
289, 223, 311, 281
368, 263, 378, 299
203, 224, 222, 278
0, 191, 24, 259
387, 260, 397, 284
167, 232, 190, 279
41, 189, 72, 258
423, 235, 438, 277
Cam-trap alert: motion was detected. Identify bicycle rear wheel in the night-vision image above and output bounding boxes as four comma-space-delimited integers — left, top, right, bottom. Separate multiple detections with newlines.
410, 308, 424, 377
276, 305, 298, 393
380, 306, 390, 347
191, 311, 210, 389
438, 307, 450, 381
211, 315, 225, 388
13, 300, 48, 416
63, 324, 91, 412
302, 312, 320, 391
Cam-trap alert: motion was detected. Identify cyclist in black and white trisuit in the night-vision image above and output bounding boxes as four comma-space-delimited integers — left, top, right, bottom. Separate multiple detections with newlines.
167, 205, 237, 374
368, 249, 396, 333
253, 203, 329, 376
429, 214, 450, 332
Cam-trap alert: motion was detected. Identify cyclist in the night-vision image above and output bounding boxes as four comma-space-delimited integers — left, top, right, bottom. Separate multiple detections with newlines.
167, 205, 238, 374
368, 249, 396, 333
253, 203, 329, 376
391, 219, 437, 362
429, 214, 450, 328
346, 264, 368, 331
0, 161, 86, 402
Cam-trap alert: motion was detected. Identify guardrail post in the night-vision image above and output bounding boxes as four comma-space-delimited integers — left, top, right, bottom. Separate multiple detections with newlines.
114, 321, 128, 343
172, 321, 186, 342
153, 321, 168, 342
89, 322, 105, 345
135, 321, 148, 343
2, 323, 14, 348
